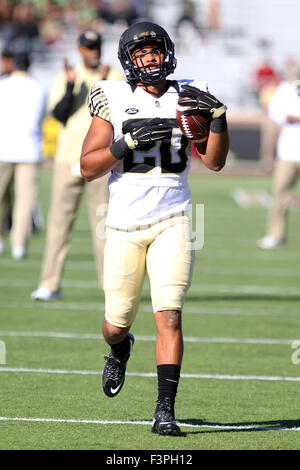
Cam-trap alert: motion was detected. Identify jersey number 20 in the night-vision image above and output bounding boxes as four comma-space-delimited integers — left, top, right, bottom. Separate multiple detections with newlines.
122, 118, 189, 174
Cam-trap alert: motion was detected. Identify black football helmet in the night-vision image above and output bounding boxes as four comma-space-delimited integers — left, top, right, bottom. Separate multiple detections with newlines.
118, 21, 177, 84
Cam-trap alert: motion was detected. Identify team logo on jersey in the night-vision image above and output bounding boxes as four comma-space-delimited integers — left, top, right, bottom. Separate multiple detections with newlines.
125, 108, 139, 114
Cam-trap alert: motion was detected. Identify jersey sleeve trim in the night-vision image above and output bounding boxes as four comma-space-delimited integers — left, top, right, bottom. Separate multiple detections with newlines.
88, 83, 110, 121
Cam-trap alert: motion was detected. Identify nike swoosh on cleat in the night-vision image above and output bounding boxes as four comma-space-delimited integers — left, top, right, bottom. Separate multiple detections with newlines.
110, 382, 123, 395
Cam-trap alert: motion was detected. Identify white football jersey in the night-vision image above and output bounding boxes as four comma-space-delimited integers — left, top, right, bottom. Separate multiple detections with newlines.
88, 79, 208, 229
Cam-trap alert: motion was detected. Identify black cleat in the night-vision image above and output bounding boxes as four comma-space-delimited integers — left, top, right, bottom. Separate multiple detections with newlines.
102, 333, 134, 397
151, 397, 181, 436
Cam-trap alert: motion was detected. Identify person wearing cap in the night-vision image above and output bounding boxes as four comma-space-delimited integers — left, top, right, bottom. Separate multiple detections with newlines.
0, 52, 47, 259
31, 30, 124, 301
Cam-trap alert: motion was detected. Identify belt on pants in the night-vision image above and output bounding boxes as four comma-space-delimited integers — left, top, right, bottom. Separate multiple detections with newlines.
106, 211, 187, 233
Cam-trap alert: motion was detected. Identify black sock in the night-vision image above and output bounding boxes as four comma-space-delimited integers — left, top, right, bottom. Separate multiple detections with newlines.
157, 364, 181, 406
110, 335, 130, 358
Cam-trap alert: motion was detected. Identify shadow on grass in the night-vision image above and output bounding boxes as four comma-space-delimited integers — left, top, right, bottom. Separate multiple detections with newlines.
179, 418, 300, 435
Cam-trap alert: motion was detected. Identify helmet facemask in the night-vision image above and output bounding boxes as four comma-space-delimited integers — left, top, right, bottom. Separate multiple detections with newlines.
129, 40, 170, 84
119, 25, 177, 84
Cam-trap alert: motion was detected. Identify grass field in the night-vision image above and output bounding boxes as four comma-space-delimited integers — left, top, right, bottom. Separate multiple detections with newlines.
0, 166, 300, 451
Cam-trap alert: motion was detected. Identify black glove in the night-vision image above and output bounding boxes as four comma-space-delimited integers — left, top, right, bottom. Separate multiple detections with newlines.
110, 118, 173, 160
179, 85, 226, 117
179, 85, 227, 133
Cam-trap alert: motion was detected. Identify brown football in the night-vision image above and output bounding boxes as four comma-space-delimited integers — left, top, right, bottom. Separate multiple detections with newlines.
176, 97, 211, 141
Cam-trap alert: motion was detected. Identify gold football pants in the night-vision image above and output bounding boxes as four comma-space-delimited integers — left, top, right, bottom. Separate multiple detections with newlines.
104, 215, 195, 328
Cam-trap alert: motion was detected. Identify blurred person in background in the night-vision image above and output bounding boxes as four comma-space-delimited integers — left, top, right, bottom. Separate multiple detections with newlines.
175, 0, 203, 39
112, 0, 140, 26
38, 0, 66, 47
1, 46, 44, 239
0, 0, 14, 42
0, 51, 46, 258
255, 61, 281, 171
0, 46, 15, 247
97, 0, 140, 27
0, 47, 14, 76
31, 30, 124, 301
4, 2, 41, 54
253, 59, 279, 98
205, 0, 221, 31
258, 64, 300, 249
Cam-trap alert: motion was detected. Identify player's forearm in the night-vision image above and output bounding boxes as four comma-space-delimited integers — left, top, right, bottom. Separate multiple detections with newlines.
80, 148, 118, 181
194, 130, 229, 171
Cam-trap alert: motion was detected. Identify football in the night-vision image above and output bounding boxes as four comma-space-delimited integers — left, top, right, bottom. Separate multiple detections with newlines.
176, 97, 211, 141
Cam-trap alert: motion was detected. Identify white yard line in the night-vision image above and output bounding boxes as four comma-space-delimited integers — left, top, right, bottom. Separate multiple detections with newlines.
0, 330, 294, 345
1, 367, 300, 382
0, 415, 299, 431
0, 301, 107, 312
0, 300, 298, 317
2, 259, 300, 277
0, 278, 299, 295
198, 266, 300, 278
0, 260, 96, 271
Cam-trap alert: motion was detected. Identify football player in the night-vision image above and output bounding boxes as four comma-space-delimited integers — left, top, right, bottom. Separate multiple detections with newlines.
80, 21, 229, 436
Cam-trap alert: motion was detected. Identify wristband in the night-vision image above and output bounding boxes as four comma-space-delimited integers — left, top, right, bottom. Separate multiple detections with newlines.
110, 137, 129, 160
210, 113, 227, 133
110, 133, 137, 160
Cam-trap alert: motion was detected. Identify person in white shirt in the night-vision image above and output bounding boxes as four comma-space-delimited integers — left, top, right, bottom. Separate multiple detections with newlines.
80, 21, 229, 435
258, 78, 300, 249
0, 52, 46, 259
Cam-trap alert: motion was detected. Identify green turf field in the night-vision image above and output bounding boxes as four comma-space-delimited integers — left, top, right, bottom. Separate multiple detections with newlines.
0, 167, 300, 450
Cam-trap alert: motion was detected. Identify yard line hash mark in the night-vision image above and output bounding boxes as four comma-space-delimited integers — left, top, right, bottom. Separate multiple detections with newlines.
1, 302, 299, 317
0, 330, 294, 345
1, 367, 300, 382
0, 279, 300, 295
0, 416, 299, 432
2, 259, 300, 277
